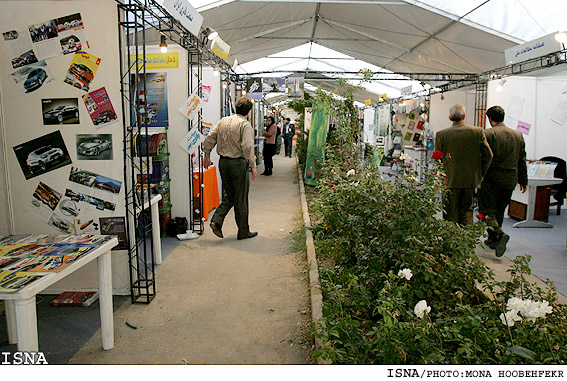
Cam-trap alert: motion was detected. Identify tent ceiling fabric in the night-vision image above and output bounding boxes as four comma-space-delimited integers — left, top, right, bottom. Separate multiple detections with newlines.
199, 0, 539, 75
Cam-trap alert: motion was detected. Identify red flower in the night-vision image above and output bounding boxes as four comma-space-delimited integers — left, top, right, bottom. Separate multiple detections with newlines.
432, 150, 443, 160
476, 214, 485, 220
446, 153, 452, 158
328, 183, 334, 189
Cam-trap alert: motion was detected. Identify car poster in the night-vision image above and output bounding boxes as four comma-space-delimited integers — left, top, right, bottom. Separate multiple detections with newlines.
29, 181, 62, 222
3, 28, 39, 70
64, 50, 101, 92
42, 98, 79, 125
0, 270, 46, 293
76, 134, 113, 160
13, 130, 72, 180
99, 217, 128, 250
130, 72, 169, 127
82, 87, 118, 128
28, 13, 88, 61
10, 60, 54, 94
67, 166, 121, 211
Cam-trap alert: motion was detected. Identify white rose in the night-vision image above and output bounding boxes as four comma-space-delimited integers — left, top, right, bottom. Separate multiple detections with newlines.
506, 297, 525, 312
397, 268, 413, 280
400, 153, 410, 161
523, 300, 553, 323
346, 169, 355, 177
500, 310, 522, 327
414, 300, 431, 319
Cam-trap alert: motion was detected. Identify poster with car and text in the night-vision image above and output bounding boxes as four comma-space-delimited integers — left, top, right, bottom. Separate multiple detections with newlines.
67, 167, 121, 211
29, 182, 62, 222
42, 98, 79, 125
131, 72, 169, 127
10, 60, 54, 94
13, 130, 72, 180
3, 28, 39, 70
28, 13, 88, 61
82, 87, 118, 128
76, 134, 112, 160
64, 51, 100, 92
99, 217, 127, 250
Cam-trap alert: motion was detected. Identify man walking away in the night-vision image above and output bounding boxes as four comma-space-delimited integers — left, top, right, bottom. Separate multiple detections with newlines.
479, 105, 527, 257
435, 104, 493, 225
203, 96, 258, 240
283, 118, 295, 158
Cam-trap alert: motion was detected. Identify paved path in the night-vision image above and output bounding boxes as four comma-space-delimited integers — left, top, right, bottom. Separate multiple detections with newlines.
70, 154, 313, 364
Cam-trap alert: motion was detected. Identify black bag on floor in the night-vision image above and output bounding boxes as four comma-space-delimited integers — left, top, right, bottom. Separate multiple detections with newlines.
166, 217, 188, 237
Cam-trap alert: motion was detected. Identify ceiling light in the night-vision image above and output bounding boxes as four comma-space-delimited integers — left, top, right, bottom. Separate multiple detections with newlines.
203, 27, 218, 41
495, 79, 506, 92
555, 31, 567, 44
213, 69, 219, 76
159, 35, 168, 53
242, 90, 247, 95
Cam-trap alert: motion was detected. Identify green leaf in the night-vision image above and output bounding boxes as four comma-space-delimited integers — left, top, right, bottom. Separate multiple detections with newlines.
508, 345, 537, 361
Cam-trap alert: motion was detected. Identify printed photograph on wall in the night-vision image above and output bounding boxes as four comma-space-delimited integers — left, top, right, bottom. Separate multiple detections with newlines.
76, 134, 112, 160
82, 87, 118, 128
56, 13, 87, 55
130, 72, 169, 127
246, 77, 262, 100
286, 76, 304, 99
10, 60, 54, 94
48, 212, 74, 234
13, 130, 72, 180
42, 98, 79, 125
263, 77, 286, 93
3, 27, 39, 70
28, 13, 88, 61
64, 51, 100, 92
29, 181, 62, 221
99, 217, 127, 250
73, 217, 100, 234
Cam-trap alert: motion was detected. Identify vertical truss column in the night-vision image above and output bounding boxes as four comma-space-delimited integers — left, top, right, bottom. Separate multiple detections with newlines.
474, 82, 487, 129
188, 50, 204, 234
117, 0, 156, 304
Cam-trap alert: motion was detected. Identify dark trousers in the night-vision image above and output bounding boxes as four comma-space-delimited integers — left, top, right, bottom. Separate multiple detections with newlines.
263, 143, 275, 172
211, 157, 250, 237
283, 135, 293, 157
478, 181, 514, 241
443, 187, 474, 225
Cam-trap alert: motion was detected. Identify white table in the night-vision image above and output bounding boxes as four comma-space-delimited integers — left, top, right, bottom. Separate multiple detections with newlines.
512, 177, 562, 228
1, 236, 118, 352
141, 194, 162, 265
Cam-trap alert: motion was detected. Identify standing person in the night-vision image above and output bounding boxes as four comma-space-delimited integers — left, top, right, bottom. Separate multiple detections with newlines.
282, 118, 295, 158
203, 96, 258, 240
262, 115, 277, 176
435, 104, 493, 225
479, 105, 528, 257
275, 118, 283, 155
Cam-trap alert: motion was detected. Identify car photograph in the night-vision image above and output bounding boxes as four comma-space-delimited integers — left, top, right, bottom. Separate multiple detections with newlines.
24, 68, 47, 92
78, 138, 111, 156
26, 146, 63, 172
43, 105, 79, 123
93, 110, 117, 125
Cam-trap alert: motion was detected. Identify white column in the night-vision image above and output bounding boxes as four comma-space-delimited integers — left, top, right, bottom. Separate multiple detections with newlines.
13, 297, 38, 352
5, 300, 17, 344
97, 251, 114, 350
151, 197, 162, 265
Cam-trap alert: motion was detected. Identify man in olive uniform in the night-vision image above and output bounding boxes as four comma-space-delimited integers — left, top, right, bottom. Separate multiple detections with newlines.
479, 105, 527, 257
435, 104, 493, 225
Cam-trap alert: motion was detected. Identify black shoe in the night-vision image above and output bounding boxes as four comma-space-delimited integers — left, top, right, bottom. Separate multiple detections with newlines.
210, 221, 223, 238
484, 239, 497, 250
237, 232, 258, 240
495, 233, 510, 257
265, 172, 272, 176
260, 172, 267, 175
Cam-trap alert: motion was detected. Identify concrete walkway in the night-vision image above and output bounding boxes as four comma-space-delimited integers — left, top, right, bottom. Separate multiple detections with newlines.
69, 154, 313, 364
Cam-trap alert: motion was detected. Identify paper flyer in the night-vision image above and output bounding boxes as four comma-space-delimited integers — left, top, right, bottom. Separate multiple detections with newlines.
82, 87, 118, 128
131, 72, 168, 127
3, 28, 38, 70
28, 13, 88, 61
64, 50, 101, 92
201, 85, 212, 102
179, 127, 205, 155
10, 60, 54, 94
516, 120, 531, 135
178, 91, 204, 121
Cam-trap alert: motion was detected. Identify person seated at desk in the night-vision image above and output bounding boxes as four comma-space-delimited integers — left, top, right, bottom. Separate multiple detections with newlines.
479, 105, 527, 257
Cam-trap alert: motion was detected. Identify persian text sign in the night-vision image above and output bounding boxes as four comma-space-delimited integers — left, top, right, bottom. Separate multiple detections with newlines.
129, 52, 179, 69
179, 127, 204, 155
178, 91, 203, 121
163, 0, 203, 37
504, 32, 562, 65
211, 36, 230, 61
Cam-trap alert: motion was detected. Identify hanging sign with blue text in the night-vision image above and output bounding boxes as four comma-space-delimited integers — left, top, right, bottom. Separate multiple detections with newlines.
163, 0, 204, 38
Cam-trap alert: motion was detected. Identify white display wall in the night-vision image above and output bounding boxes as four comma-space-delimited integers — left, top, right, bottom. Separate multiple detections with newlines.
429, 89, 476, 135
0, 0, 129, 293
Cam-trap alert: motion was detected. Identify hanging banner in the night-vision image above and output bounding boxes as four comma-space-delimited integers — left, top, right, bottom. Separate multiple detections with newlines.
129, 52, 179, 69
178, 90, 204, 121
130, 72, 169, 127
179, 127, 204, 155
286, 76, 304, 98
163, 0, 203, 38
246, 78, 262, 100
262, 77, 286, 93
210, 36, 230, 61
304, 104, 329, 186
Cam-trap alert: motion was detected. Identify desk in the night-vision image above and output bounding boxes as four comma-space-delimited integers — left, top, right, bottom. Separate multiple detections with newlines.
141, 194, 162, 265
511, 177, 562, 228
193, 166, 220, 221
1, 235, 118, 352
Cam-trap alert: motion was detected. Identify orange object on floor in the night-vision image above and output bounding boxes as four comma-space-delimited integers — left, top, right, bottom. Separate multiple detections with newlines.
192, 166, 220, 221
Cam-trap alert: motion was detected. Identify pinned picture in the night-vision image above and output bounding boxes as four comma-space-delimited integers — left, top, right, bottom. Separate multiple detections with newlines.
29, 182, 62, 221
99, 217, 127, 250
64, 51, 101, 92
179, 127, 204, 156
76, 134, 112, 160
11, 60, 54, 94
13, 130, 72, 180
42, 98, 79, 125
178, 91, 203, 121
404, 132, 413, 141
82, 87, 118, 128
407, 121, 415, 130
416, 120, 424, 130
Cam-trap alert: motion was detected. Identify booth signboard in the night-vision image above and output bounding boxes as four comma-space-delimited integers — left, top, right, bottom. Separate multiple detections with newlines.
211, 36, 230, 61
504, 32, 561, 65
163, 0, 203, 38
304, 104, 329, 186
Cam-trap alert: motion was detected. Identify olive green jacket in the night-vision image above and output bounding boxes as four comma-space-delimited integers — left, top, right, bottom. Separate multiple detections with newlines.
435, 121, 493, 188
483, 123, 528, 189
